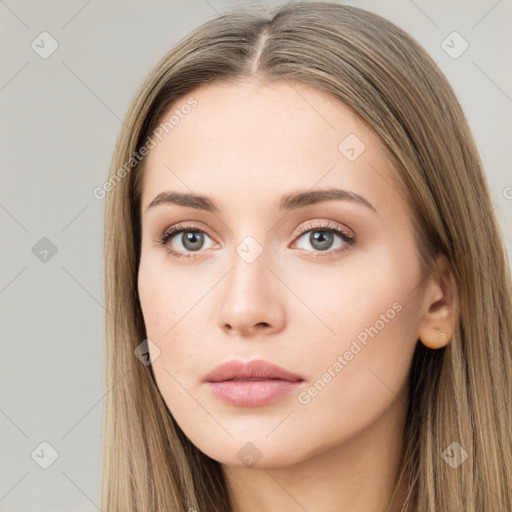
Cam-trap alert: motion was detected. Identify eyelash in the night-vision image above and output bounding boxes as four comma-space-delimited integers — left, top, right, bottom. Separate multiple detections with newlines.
155, 220, 356, 261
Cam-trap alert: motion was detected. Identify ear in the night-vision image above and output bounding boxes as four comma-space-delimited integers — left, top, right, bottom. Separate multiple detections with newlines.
417, 253, 457, 349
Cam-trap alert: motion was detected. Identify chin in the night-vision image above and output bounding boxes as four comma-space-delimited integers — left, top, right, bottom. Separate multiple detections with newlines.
190, 435, 314, 470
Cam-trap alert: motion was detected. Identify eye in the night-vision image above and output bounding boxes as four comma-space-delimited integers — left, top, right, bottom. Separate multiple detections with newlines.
291, 221, 355, 259
155, 220, 356, 261
155, 222, 215, 260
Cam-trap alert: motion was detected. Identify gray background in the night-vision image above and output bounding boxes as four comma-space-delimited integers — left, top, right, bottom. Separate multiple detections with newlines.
1, 0, 510, 510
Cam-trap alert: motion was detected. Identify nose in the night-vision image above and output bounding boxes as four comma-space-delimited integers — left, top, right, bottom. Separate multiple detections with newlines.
217, 249, 286, 337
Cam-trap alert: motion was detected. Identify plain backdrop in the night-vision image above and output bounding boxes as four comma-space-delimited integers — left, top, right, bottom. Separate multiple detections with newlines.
0, 1, 511, 510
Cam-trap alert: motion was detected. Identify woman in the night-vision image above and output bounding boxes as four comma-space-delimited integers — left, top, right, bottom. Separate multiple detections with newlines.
101, 2, 512, 511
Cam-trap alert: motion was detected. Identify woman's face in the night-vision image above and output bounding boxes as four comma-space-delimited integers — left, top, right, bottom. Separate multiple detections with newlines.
137, 78, 427, 468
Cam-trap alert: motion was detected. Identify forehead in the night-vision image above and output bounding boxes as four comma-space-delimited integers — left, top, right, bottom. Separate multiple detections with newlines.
140, 79, 401, 215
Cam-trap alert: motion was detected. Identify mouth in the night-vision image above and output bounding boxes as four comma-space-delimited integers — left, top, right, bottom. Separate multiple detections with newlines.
204, 359, 305, 407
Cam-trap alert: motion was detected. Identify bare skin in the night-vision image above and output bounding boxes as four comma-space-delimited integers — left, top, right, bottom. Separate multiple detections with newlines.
137, 77, 456, 512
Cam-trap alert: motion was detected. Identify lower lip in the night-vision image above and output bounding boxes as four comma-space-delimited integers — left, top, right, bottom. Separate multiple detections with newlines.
207, 379, 303, 407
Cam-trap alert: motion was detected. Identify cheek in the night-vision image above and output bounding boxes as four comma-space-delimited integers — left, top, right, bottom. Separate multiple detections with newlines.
137, 261, 205, 428
289, 239, 421, 343
289, 241, 422, 401
288, 291, 421, 464
137, 252, 189, 338
137, 256, 208, 377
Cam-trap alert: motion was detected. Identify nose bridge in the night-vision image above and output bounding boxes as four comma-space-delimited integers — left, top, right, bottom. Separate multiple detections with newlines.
216, 234, 285, 335
227, 237, 272, 306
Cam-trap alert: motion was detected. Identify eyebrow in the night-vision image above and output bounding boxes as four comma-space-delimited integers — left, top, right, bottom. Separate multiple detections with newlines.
144, 188, 377, 215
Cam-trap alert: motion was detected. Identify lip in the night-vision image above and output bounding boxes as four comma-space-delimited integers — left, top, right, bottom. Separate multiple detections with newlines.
204, 359, 305, 407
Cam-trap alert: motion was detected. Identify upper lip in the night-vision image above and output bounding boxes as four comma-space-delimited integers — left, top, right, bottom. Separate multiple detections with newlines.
204, 359, 304, 382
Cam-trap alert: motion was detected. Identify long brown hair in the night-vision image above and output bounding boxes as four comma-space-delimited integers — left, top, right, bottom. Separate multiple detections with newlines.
101, 2, 512, 510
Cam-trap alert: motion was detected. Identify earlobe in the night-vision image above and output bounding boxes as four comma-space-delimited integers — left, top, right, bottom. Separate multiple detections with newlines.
419, 323, 452, 350
417, 253, 458, 350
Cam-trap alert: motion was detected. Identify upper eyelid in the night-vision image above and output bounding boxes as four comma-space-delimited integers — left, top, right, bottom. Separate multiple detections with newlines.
293, 220, 354, 238
162, 221, 212, 237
